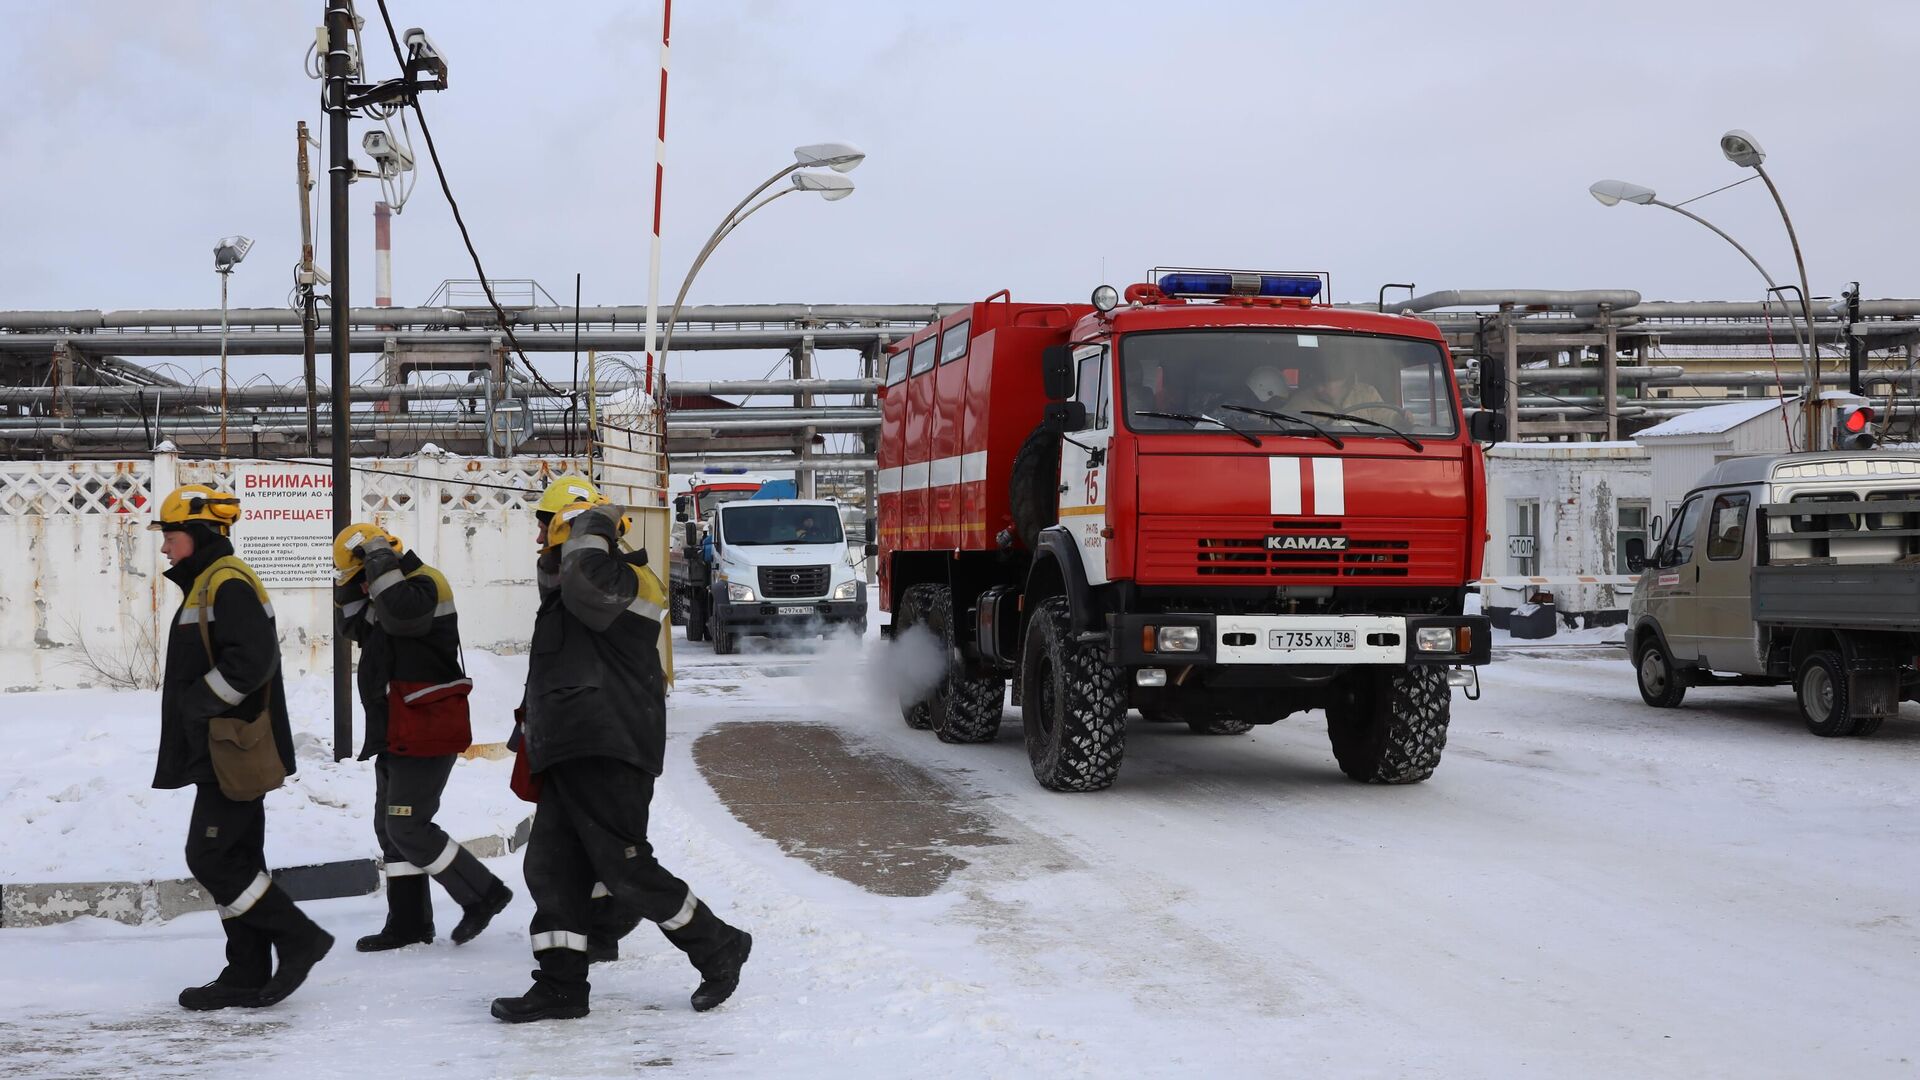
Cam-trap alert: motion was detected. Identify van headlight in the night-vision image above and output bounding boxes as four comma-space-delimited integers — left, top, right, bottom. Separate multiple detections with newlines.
727, 582, 756, 602
832, 579, 859, 601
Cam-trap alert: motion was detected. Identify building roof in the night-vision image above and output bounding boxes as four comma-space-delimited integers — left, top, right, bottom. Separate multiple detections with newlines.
1634, 398, 1782, 440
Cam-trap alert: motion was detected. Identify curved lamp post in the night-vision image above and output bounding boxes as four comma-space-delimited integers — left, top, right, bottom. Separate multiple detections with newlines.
1589, 178, 1813, 383
659, 143, 864, 361
1719, 129, 1824, 447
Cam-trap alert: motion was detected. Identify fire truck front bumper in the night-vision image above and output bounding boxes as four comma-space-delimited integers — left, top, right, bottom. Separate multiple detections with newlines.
1110, 613, 1492, 669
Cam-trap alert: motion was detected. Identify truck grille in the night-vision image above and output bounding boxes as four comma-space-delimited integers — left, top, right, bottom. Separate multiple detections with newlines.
1138, 517, 1464, 585
759, 565, 831, 599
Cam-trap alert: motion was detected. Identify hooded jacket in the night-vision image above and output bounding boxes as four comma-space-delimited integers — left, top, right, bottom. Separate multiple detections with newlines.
155, 533, 296, 790
336, 544, 466, 760
520, 508, 669, 775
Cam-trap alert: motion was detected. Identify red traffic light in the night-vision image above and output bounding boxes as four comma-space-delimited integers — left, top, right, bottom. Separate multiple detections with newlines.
1844, 406, 1874, 434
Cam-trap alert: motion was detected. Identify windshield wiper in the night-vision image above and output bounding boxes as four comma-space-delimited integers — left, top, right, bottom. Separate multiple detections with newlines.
1217, 405, 1344, 450
1301, 410, 1424, 452
1133, 410, 1262, 447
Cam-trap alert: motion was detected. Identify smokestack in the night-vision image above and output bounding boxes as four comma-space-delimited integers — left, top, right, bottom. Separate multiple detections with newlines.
373, 201, 393, 310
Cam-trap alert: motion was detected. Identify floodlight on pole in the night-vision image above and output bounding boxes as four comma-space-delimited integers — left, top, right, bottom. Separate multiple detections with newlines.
1719, 127, 1821, 448
212, 234, 252, 457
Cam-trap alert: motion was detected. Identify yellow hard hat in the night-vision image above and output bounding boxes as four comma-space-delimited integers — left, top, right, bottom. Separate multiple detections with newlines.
147, 484, 240, 533
536, 476, 605, 516
332, 522, 404, 584
537, 476, 628, 550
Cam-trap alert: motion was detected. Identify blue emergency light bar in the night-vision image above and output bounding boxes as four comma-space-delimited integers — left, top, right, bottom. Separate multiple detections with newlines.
1157, 271, 1322, 299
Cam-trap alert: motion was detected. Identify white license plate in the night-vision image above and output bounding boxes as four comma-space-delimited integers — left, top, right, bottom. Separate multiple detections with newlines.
776, 605, 815, 615
1269, 630, 1356, 651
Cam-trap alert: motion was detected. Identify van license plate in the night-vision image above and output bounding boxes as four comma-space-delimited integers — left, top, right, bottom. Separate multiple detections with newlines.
777, 606, 814, 615
1269, 630, 1356, 651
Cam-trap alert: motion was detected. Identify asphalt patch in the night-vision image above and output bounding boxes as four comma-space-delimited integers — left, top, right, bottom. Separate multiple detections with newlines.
692, 722, 1005, 897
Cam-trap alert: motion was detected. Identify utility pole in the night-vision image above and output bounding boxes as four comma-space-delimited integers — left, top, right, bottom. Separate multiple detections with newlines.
297, 121, 320, 455
324, 0, 354, 762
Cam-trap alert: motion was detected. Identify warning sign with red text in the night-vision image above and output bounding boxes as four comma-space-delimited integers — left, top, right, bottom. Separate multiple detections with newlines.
233, 462, 335, 588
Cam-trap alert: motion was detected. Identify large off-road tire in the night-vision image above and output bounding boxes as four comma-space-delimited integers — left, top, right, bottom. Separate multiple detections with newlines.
915, 584, 1005, 744
1139, 705, 1251, 735
1008, 426, 1061, 552
893, 584, 939, 730
1324, 665, 1449, 784
672, 585, 690, 628
1795, 649, 1858, 737
1634, 635, 1686, 708
1020, 596, 1127, 791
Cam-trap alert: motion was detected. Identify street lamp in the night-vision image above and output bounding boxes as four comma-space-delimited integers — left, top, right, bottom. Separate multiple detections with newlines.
212, 234, 253, 457
658, 143, 864, 361
1718, 129, 1824, 447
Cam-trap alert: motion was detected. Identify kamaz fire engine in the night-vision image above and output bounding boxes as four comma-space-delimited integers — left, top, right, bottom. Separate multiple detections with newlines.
878, 270, 1493, 792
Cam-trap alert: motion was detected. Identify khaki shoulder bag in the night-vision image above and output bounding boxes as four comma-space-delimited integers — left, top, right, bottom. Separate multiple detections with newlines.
196, 570, 286, 801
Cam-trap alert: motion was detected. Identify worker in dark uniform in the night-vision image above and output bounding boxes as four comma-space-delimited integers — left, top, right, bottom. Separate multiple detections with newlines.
333, 523, 514, 953
151, 484, 333, 1010
491, 477, 752, 1023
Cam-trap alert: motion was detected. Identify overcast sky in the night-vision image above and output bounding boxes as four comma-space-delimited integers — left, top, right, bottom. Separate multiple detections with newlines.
4, 0, 1917, 386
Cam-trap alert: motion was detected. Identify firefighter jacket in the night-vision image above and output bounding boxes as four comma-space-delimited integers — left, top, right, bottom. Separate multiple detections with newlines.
154, 536, 296, 790
521, 508, 670, 776
336, 545, 465, 760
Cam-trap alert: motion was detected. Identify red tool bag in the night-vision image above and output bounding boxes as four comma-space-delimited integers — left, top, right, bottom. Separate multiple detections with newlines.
386, 677, 475, 757
508, 707, 542, 803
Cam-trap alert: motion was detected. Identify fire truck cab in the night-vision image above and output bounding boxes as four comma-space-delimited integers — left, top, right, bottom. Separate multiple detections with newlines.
877, 271, 1492, 792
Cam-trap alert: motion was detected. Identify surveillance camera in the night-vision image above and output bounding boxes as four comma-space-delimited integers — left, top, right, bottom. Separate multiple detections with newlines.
361, 130, 414, 176
404, 27, 448, 83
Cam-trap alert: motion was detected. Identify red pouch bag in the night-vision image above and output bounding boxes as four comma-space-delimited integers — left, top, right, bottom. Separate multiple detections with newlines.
386, 678, 474, 757
509, 707, 542, 803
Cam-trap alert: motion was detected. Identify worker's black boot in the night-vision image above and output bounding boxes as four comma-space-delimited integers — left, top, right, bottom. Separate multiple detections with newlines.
490, 949, 590, 1023
357, 874, 435, 952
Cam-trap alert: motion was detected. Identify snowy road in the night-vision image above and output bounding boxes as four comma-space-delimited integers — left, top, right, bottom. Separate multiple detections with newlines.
3, 634, 1916, 1078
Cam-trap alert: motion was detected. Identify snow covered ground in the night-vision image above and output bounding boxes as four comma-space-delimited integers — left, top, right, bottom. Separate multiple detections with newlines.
3, 624, 1917, 1078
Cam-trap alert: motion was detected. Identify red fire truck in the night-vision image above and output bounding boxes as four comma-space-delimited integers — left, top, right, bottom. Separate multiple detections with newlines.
878, 270, 1493, 791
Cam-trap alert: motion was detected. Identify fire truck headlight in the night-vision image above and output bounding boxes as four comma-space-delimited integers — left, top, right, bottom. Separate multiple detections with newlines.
1416, 627, 1457, 653
727, 582, 757, 603
1157, 626, 1202, 653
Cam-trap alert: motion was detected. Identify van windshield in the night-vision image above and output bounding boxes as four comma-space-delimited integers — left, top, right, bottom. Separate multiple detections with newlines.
1119, 329, 1458, 438
720, 505, 843, 546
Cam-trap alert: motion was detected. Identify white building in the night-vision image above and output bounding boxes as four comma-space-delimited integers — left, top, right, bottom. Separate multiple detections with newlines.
1481, 441, 1651, 623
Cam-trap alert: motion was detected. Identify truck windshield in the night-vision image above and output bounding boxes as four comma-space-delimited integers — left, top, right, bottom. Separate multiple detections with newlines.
1119, 330, 1458, 438
720, 505, 844, 546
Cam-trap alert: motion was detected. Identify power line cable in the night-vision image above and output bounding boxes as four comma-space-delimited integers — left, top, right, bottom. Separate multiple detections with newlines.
366, 0, 574, 412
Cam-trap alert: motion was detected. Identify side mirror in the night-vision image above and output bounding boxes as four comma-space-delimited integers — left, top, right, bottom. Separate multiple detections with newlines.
682, 521, 699, 548
675, 511, 688, 524
1649, 515, 1664, 542
864, 542, 878, 557
1625, 537, 1647, 573
1044, 400, 1089, 432
1040, 344, 1074, 401
865, 518, 876, 543
1467, 409, 1506, 443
